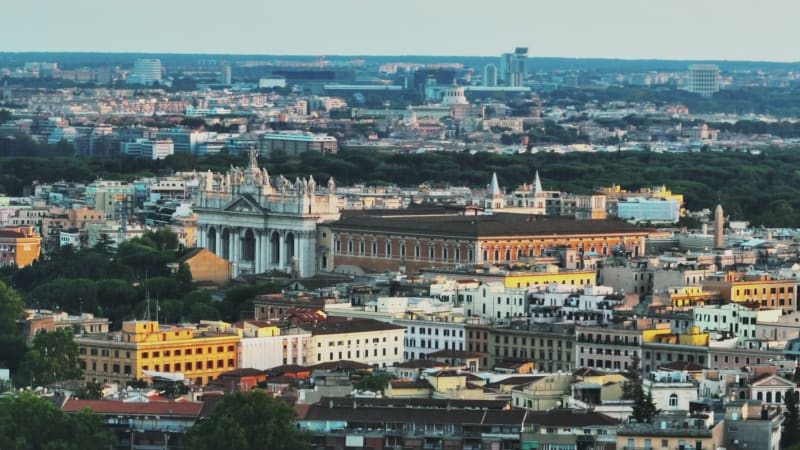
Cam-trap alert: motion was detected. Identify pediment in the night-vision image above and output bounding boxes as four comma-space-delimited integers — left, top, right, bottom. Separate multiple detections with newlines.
222, 195, 264, 214
752, 375, 795, 388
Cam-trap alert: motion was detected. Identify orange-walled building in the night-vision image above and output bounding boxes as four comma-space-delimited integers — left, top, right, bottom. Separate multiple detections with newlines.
0, 226, 42, 267
323, 211, 648, 274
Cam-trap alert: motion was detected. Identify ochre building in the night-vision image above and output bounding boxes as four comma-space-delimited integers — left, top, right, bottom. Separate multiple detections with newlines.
323, 210, 649, 274
0, 226, 41, 267
76, 321, 240, 386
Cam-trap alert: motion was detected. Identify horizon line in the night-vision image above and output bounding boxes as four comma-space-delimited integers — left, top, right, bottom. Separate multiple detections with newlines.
0, 50, 798, 65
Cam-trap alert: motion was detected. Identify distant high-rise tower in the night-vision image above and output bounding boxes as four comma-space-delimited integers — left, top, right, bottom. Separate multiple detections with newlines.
483, 64, 498, 87
219, 63, 232, 85
1, 78, 10, 101
129, 59, 162, 86
714, 204, 724, 248
688, 64, 720, 97
499, 47, 528, 87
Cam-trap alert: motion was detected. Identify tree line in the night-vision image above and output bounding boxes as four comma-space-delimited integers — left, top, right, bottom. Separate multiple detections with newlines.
2, 146, 800, 226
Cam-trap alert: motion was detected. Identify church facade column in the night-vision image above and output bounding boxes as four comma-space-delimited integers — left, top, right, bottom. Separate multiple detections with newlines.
254, 231, 263, 274
230, 228, 239, 266
263, 230, 271, 273
298, 230, 316, 277
278, 230, 286, 270
198, 225, 206, 250
216, 228, 223, 256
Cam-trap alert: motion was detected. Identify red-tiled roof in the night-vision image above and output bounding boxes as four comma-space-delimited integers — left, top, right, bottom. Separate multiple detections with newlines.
63, 399, 204, 417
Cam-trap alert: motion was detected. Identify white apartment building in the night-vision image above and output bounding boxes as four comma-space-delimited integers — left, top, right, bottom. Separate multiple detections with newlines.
121, 138, 174, 160
129, 59, 162, 86
688, 64, 720, 97
303, 318, 405, 368
694, 303, 782, 340
530, 284, 624, 325
326, 295, 469, 361
448, 282, 527, 321
396, 315, 467, 361
643, 370, 698, 412
239, 332, 311, 370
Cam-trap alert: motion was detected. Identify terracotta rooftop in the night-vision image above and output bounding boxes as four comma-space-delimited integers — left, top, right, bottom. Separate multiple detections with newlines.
330, 212, 647, 239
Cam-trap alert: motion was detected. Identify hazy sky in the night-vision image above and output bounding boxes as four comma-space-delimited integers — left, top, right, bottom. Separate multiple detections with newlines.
3, 0, 800, 61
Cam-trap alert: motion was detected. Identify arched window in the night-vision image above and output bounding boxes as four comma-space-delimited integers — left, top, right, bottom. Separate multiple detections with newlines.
669, 393, 678, 408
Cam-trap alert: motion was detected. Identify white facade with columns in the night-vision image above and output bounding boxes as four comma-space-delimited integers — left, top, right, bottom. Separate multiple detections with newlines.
194, 151, 340, 278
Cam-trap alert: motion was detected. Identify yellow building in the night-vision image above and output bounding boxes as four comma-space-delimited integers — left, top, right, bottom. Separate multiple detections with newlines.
702, 271, 797, 312
656, 286, 722, 311
509, 373, 574, 410
76, 320, 240, 386
0, 226, 42, 267
503, 269, 597, 289
643, 326, 709, 346
426, 370, 487, 400
385, 380, 433, 399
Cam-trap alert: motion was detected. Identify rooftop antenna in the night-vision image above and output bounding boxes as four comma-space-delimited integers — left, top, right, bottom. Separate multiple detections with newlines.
143, 269, 151, 321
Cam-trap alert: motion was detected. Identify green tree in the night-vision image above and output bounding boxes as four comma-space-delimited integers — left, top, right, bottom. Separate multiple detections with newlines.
15, 328, 82, 387
76, 381, 104, 400
630, 384, 661, 424
0, 281, 26, 372
354, 373, 393, 392
783, 389, 800, 448
93, 233, 116, 256
176, 262, 193, 291
186, 390, 309, 450
0, 280, 25, 335
145, 228, 180, 252
621, 353, 641, 400
0, 391, 111, 450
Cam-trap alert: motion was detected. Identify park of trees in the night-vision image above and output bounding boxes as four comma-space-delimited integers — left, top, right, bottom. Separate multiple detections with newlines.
2, 146, 800, 227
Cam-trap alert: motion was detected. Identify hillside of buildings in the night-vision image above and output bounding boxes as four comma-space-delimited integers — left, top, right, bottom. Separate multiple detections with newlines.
6, 49, 800, 449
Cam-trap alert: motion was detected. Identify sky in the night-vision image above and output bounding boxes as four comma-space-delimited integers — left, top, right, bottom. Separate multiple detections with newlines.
2, 0, 800, 62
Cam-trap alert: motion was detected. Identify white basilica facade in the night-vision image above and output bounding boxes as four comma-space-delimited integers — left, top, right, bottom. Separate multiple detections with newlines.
194, 152, 340, 278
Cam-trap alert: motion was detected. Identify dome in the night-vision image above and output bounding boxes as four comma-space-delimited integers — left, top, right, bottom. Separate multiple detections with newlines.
441, 86, 468, 106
